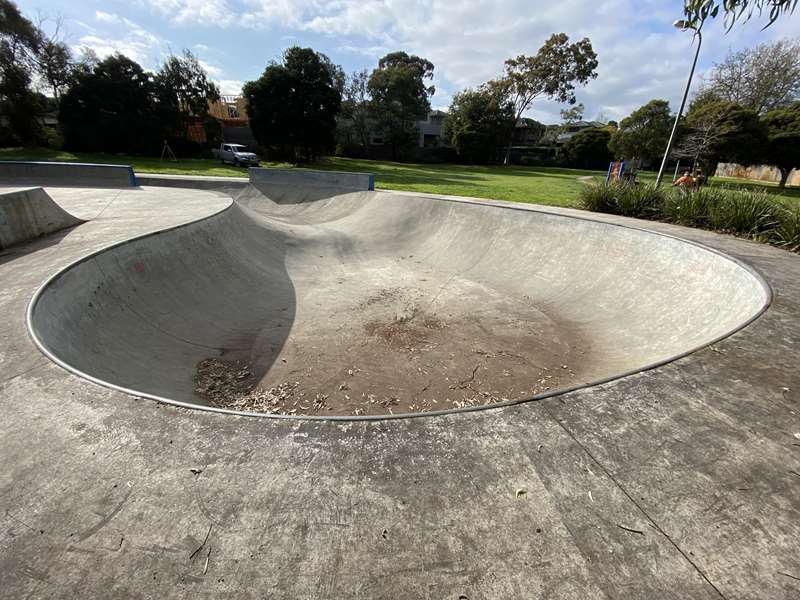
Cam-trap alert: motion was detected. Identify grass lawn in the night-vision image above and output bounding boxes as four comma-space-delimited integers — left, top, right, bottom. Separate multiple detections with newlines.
2, 147, 798, 207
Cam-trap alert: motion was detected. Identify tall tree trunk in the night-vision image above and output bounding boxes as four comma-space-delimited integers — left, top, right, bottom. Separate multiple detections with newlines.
503, 111, 522, 166
779, 168, 789, 189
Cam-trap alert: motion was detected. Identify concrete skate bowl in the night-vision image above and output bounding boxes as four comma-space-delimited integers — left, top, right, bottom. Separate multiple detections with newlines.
27, 185, 771, 419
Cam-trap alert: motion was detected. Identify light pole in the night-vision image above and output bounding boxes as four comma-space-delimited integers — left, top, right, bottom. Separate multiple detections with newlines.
655, 20, 703, 188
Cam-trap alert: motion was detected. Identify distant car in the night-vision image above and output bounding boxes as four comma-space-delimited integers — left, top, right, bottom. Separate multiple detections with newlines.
219, 144, 260, 167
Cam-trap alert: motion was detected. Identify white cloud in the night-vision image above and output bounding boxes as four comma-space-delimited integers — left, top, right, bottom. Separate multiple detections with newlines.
95, 11, 121, 24
77, 14, 168, 70
77, 0, 800, 124
216, 79, 244, 95
140, 0, 236, 26
198, 59, 224, 77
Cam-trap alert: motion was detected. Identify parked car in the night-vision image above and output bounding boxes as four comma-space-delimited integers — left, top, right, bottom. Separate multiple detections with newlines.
219, 143, 260, 167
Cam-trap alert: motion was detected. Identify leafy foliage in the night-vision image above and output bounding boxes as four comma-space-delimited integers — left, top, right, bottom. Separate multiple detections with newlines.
682, 0, 798, 29
578, 182, 665, 218
59, 54, 162, 153
581, 180, 799, 251
155, 50, 220, 138
244, 47, 342, 161
490, 33, 598, 164
0, 0, 45, 144
680, 100, 767, 172
338, 69, 371, 155
368, 52, 435, 160
774, 203, 800, 251
609, 99, 673, 165
442, 86, 514, 164
560, 128, 612, 169
761, 102, 800, 188
703, 39, 800, 114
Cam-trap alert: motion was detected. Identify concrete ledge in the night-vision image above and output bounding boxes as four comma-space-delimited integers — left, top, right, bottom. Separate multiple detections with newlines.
0, 187, 84, 249
136, 173, 249, 192
0, 161, 137, 188
249, 167, 375, 191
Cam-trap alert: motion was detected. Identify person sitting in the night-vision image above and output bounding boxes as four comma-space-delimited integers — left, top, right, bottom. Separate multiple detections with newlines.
673, 171, 695, 188
694, 169, 707, 187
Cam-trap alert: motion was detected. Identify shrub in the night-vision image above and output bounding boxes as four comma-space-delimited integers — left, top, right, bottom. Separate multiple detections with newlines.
663, 186, 724, 227
774, 204, 800, 252
577, 181, 618, 213
581, 182, 799, 253
578, 182, 664, 219
708, 188, 782, 238
614, 184, 665, 219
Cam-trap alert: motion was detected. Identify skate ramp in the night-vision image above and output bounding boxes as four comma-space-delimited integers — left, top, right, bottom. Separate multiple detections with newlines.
28, 183, 770, 418
0, 161, 136, 188
0, 187, 84, 250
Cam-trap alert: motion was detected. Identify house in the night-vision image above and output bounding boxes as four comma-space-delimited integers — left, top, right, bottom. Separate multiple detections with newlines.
368, 110, 448, 148
512, 118, 546, 146
206, 95, 257, 146
417, 110, 447, 147
543, 120, 606, 145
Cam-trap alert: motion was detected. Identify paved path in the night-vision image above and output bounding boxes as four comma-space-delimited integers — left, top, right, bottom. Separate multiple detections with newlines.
1, 185, 798, 599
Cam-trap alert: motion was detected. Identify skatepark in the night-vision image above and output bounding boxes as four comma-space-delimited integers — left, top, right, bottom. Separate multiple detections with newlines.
1, 162, 799, 598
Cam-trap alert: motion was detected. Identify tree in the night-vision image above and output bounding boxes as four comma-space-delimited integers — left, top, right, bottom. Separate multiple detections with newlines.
560, 128, 612, 169
244, 47, 342, 161
703, 39, 800, 114
490, 33, 598, 165
59, 54, 161, 153
31, 15, 75, 100
560, 103, 584, 125
37, 39, 72, 99
155, 50, 220, 139
339, 69, 371, 155
368, 51, 434, 160
674, 105, 733, 171
442, 85, 514, 164
682, 0, 797, 29
0, 0, 45, 144
679, 100, 767, 173
609, 100, 673, 165
761, 102, 800, 187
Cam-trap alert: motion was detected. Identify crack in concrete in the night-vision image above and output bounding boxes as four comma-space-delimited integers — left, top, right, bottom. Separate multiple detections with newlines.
542, 401, 729, 600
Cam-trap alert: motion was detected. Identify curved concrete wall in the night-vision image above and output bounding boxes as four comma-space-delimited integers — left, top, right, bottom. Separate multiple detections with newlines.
0, 187, 83, 250
28, 188, 770, 415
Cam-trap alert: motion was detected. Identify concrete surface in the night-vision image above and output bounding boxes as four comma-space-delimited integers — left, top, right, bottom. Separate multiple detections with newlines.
0, 161, 136, 188
28, 185, 769, 418
136, 173, 248, 193
1, 183, 799, 598
0, 187, 83, 250
250, 166, 375, 198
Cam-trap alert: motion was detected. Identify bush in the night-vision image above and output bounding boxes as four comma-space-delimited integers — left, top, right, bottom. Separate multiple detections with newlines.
581, 180, 799, 253
663, 186, 723, 227
773, 204, 800, 251
708, 188, 782, 238
578, 181, 617, 213
578, 182, 665, 219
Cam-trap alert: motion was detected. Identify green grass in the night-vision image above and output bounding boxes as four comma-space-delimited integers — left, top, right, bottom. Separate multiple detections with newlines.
314, 157, 603, 207
0, 147, 602, 208
1, 147, 798, 207
636, 170, 800, 201
0, 147, 293, 178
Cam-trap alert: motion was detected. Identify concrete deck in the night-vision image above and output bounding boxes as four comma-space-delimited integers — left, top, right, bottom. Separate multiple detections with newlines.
1, 184, 799, 599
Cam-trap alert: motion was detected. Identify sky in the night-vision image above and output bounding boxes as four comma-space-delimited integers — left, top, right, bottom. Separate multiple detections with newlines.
16, 0, 800, 124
